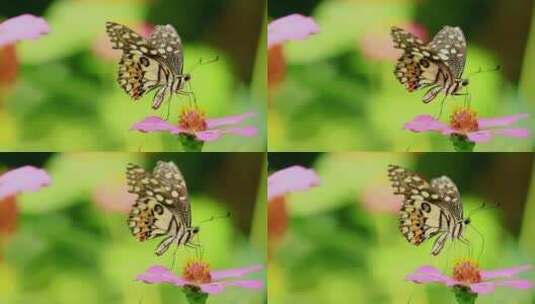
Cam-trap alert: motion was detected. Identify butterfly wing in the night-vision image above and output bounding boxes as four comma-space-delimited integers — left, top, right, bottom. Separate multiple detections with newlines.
147, 25, 184, 75
388, 165, 454, 254
428, 26, 466, 78
431, 176, 463, 221
153, 161, 191, 227
391, 27, 449, 93
127, 196, 177, 241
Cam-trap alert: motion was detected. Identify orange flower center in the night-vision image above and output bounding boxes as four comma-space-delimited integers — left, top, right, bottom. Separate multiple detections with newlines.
182, 260, 212, 284
453, 259, 482, 284
179, 106, 207, 132
449, 107, 479, 133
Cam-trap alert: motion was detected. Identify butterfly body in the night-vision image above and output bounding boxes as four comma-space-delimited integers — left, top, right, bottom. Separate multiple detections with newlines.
126, 161, 198, 256
391, 26, 468, 103
106, 22, 191, 109
388, 165, 469, 255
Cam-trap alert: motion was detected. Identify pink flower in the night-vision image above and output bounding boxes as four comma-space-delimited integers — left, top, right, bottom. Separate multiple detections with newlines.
131, 107, 257, 142
404, 108, 530, 143
0, 166, 51, 200
268, 166, 320, 201
268, 14, 319, 49
407, 260, 533, 295
0, 14, 50, 47
360, 22, 427, 61
359, 182, 402, 214
136, 261, 264, 294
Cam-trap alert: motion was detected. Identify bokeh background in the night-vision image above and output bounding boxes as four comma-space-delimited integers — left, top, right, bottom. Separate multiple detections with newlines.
0, 0, 266, 151
0, 152, 266, 304
268, 152, 535, 303
268, 0, 535, 152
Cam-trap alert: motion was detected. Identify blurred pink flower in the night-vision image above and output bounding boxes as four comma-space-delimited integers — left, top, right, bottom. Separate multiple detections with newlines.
404, 109, 530, 143
136, 262, 264, 294
407, 260, 533, 295
92, 180, 136, 213
268, 166, 320, 201
268, 14, 319, 49
131, 109, 257, 142
360, 22, 427, 61
0, 14, 50, 47
0, 166, 51, 200
359, 182, 402, 214
93, 22, 152, 60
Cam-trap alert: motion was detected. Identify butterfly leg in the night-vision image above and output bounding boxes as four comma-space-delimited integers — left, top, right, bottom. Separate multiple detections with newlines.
435, 94, 449, 120
431, 231, 449, 256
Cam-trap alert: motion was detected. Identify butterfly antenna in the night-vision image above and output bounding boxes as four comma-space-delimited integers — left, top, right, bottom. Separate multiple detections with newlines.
467, 65, 500, 78
190, 56, 220, 74
197, 211, 231, 225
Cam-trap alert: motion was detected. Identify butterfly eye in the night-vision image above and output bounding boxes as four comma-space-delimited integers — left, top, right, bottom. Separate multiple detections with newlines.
462, 79, 469, 86
464, 218, 471, 225
192, 226, 200, 234
184, 74, 191, 82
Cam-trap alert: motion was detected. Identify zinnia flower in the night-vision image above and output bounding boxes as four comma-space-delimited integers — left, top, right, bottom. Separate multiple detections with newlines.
0, 14, 50, 47
267, 14, 320, 49
0, 166, 51, 200
131, 106, 257, 142
404, 109, 530, 143
407, 260, 533, 295
268, 166, 320, 252
136, 261, 264, 295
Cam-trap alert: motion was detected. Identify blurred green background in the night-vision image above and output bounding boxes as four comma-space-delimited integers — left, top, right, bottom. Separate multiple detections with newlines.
268, 152, 535, 303
268, 0, 534, 152
0, 152, 266, 304
0, 0, 266, 151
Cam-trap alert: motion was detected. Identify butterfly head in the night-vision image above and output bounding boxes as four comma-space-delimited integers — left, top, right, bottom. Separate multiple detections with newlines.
190, 226, 200, 234
461, 79, 469, 87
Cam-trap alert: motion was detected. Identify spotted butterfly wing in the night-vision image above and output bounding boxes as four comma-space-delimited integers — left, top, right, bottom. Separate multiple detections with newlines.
387, 165, 468, 255
105, 22, 190, 110
126, 162, 198, 256
391, 26, 468, 103
428, 26, 466, 79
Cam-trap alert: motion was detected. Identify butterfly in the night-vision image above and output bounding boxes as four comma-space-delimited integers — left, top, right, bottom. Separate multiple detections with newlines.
105, 21, 191, 110
387, 165, 470, 256
126, 161, 199, 256
391, 26, 468, 103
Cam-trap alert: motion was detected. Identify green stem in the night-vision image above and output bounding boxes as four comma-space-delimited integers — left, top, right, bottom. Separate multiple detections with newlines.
183, 286, 209, 304
179, 134, 204, 152
453, 285, 478, 304
450, 134, 475, 152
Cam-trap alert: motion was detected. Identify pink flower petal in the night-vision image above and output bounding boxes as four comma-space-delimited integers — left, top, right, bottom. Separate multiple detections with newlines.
406, 266, 457, 286
0, 166, 51, 200
268, 166, 320, 201
403, 115, 452, 134
268, 14, 319, 48
481, 265, 532, 280
130, 116, 182, 134
194, 130, 223, 141
493, 128, 530, 138
0, 14, 50, 47
198, 280, 264, 294
211, 265, 263, 280
206, 112, 256, 128
465, 130, 493, 143
468, 282, 498, 294
469, 280, 533, 294
195, 127, 257, 141
135, 265, 187, 286
478, 113, 529, 128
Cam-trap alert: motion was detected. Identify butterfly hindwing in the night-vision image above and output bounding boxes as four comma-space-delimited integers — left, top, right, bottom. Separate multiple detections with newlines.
428, 26, 466, 78
153, 161, 191, 226
118, 53, 166, 100
128, 196, 175, 241
147, 25, 184, 74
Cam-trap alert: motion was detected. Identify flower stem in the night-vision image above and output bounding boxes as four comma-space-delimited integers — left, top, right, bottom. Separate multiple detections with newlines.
179, 134, 204, 152
183, 286, 209, 304
453, 285, 478, 304
450, 134, 475, 152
